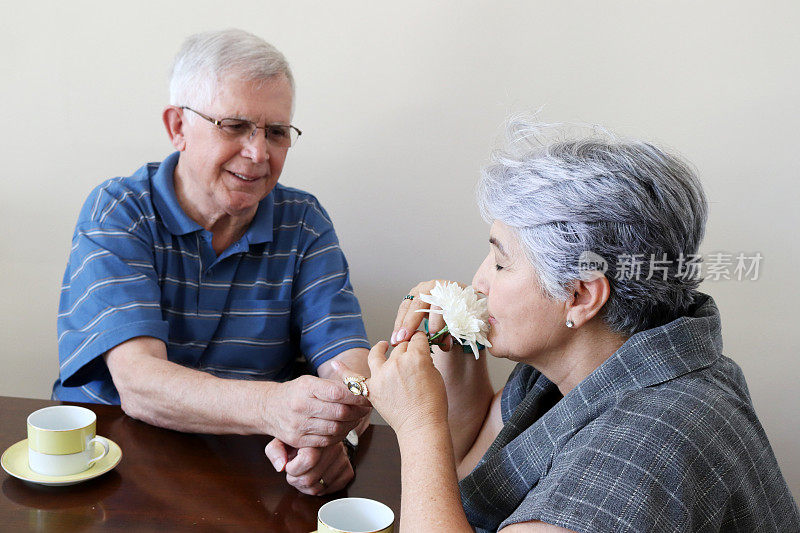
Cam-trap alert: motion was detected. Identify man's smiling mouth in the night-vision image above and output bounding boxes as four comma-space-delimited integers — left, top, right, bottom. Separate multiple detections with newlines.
227, 170, 264, 182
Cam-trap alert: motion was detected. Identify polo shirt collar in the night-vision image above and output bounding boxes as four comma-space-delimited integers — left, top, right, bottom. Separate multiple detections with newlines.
151, 151, 275, 243
152, 152, 202, 236
243, 191, 274, 245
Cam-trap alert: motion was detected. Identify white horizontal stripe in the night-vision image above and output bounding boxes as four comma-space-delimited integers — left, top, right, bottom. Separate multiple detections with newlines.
295, 272, 346, 299
302, 244, 341, 262
72, 229, 138, 251
273, 197, 331, 223
228, 278, 293, 289
301, 313, 363, 335
162, 307, 290, 318
58, 301, 161, 343
153, 244, 200, 259
90, 177, 124, 219
126, 261, 154, 270
58, 274, 148, 318
209, 338, 288, 347
308, 336, 369, 363
160, 276, 199, 288
169, 338, 288, 348
69, 250, 112, 281
98, 190, 151, 224
198, 365, 278, 377
60, 332, 100, 371
275, 222, 321, 238
127, 214, 156, 233
245, 248, 298, 259
167, 340, 208, 349
81, 385, 112, 405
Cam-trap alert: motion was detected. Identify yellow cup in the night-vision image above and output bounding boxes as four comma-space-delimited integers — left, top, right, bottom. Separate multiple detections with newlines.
316, 497, 394, 533
27, 406, 109, 477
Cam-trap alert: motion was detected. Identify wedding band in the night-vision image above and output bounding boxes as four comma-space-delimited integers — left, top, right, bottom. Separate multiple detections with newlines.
343, 375, 369, 397
403, 294, 414, 301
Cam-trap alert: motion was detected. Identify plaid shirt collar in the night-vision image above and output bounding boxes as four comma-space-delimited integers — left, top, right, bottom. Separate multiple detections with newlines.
461, 293, 723, 530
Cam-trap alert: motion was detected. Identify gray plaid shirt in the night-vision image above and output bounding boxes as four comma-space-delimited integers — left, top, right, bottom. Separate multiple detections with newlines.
460, 293, 799, 532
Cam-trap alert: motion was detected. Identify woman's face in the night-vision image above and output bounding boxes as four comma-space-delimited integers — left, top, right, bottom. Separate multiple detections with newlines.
472, 221, 568, 363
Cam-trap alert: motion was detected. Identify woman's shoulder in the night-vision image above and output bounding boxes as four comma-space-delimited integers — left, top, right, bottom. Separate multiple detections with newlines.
608, 355, 756, 435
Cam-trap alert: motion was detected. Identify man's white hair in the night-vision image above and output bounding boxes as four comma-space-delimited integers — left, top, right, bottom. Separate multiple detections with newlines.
169, 29, 294, 113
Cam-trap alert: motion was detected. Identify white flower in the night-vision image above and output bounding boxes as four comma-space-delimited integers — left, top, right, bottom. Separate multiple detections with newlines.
417, 281, 492, 358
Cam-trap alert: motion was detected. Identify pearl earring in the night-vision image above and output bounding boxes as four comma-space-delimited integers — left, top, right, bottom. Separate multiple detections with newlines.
566, 319, 574, 328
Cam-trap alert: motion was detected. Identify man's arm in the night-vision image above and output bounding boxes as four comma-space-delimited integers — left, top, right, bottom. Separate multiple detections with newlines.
104, 336, 370, 446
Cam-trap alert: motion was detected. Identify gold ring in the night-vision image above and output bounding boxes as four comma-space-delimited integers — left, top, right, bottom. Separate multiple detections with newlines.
319, 478, 325, 486
343, 375, 369, 397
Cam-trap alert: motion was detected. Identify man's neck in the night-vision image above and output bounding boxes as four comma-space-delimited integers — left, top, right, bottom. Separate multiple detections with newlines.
173, 160, 256, 253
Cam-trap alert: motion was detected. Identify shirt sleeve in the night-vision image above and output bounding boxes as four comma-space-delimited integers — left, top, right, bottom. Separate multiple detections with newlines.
289, 197, 370, 371
57, 180, 169, 387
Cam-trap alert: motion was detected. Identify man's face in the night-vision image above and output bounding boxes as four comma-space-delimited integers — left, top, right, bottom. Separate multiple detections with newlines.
177, 75, 294, 219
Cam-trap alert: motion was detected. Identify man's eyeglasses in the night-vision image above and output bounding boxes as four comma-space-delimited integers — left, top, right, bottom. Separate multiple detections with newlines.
180, 106, 302, 148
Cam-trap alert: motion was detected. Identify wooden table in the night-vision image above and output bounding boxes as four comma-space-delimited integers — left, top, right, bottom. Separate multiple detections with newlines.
0, 396, 401, 531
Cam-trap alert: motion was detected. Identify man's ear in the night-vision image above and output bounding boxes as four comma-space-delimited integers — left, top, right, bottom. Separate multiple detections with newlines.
163, 106, 186, 151
565, 276, 610, 328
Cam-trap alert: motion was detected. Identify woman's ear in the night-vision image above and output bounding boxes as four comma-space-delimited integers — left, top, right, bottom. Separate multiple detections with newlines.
565, 276, 610, 328
163, 106, 187, 151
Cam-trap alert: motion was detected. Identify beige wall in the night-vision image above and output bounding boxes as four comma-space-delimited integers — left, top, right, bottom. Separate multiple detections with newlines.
2, 1, 797, 497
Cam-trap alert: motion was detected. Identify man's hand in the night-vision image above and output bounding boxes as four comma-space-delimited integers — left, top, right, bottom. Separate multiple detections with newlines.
266, 375, 371, 448
265, 438, 354, 495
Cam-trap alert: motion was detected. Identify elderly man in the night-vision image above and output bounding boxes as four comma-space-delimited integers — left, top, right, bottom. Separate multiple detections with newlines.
53, 29, 370, 494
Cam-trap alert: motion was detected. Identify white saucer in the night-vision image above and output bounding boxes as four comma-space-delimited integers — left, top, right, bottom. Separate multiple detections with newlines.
1, 438, 122, 486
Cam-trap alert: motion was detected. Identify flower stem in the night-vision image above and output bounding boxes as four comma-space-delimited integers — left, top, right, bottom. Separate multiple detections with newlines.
428, 325, 450, 346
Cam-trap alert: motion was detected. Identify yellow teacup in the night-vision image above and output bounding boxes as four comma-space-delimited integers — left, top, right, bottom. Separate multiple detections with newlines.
27, 406, 109, 477
316, 497, 394, 533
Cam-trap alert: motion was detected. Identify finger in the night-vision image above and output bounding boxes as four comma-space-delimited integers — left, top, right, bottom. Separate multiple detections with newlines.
366, 341, 389, 376
427, 307, 447, 337
284, 446, 322, 477
442, 334, 454, 352
308, 399, 370, 423
286, 446, 341, 494
311, 378, 371, 407
391, 282, 437, 345
304, 416, 357, 441
408, 330, 433, 357
321, 455, 353, 494
303, 447, 350, 495
264, 438, 291, 472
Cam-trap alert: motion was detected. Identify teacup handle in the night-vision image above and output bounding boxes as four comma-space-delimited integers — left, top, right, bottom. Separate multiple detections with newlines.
87, 436, 110, 467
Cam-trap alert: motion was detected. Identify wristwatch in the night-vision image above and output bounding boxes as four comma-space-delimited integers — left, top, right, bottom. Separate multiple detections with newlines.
343, 429, 359, 463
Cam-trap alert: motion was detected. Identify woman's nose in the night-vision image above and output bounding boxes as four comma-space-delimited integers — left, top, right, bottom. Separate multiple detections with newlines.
472, 255, 490, 294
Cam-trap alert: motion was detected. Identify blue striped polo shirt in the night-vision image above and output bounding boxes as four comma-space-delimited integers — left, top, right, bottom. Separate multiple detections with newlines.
53, 151, 370, 404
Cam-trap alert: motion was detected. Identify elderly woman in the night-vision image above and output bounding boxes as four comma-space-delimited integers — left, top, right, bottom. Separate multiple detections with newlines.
333, 120, 799, 532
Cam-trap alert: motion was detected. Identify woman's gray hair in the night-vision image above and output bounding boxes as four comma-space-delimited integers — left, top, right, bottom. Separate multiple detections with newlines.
477, 118, 708, 336
169, 29, 294, 113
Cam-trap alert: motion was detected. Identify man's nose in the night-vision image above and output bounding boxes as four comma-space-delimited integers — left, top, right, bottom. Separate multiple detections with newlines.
241, 131, 269, 163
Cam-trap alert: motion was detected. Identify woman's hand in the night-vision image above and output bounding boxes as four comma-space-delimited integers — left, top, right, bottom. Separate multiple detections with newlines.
390, 280, 467, 350
333, 332, 448, 437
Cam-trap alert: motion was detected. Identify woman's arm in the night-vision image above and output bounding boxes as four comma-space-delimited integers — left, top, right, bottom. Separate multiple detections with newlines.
347, 333, 474, 532
391, 280, 495, 463
456, 388, 503, 479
